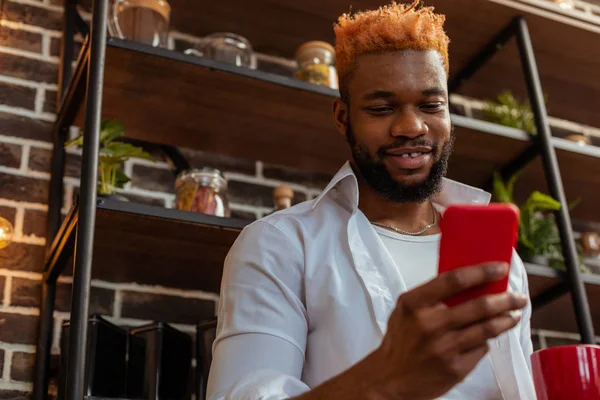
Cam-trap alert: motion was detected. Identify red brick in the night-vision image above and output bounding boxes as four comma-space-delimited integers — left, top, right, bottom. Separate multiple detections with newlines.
28, 147, 81, 178
131, 164, 174, 193
11, 277, 114, 314
121, 291, 215, 325
44, 89, 58, 114
0, 312, 39, 345
0, 173, 48, 203
0, 112, 53, 142
0, 53, 58, 84
0, 26, 42, 53
0, 242, 45, 272
263, 164, 331, 190
22, 209, 47, 238
0, 81, 36, 110
3, 1, 63, 31
0, 143, 22, 169
50, 37, 83, 60
228, 180, 276, 209
10, 351, 34, 382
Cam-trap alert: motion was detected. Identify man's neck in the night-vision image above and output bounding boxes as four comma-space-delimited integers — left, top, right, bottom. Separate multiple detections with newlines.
355, 168, 441, 236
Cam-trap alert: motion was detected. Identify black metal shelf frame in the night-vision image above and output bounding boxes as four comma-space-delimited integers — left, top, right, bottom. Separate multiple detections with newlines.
32, 1, 597, 400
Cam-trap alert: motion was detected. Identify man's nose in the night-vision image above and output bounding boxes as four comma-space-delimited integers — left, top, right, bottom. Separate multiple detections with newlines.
390, 109, 428, 138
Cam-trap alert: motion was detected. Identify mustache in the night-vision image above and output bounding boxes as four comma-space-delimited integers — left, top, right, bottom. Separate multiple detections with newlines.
377, 138, 439, 158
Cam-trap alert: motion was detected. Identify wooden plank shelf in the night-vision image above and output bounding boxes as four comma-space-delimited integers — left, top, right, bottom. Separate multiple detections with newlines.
69, 197, 600, 332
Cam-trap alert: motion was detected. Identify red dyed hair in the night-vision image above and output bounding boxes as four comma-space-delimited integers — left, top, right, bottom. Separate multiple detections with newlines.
334, 1, 450, 85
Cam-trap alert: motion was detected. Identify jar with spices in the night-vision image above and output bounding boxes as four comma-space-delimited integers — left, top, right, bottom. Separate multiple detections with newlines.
175, 168, 230, 217
295, 41, 338, 89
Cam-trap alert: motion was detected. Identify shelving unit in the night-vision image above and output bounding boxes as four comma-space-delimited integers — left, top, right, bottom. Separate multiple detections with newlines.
32, 1, 600, 400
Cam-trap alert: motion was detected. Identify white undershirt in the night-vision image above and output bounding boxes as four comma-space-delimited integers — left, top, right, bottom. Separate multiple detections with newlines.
373, 226, 504, 400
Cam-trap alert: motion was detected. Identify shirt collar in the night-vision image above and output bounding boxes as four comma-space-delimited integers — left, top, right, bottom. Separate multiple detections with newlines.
312, 161, 491, 212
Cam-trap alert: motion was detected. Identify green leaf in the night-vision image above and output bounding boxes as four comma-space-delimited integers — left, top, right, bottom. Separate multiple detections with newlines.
99, 120, 125, 144
64, 135, 84, 148
523, 191, 561, 212
100, 142, 153, 161
114, 169, 131, 189
492, 172, 512, 203
482, 91, 538, 135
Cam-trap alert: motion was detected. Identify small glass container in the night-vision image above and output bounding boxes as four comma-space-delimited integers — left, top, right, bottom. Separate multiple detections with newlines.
175, 168, 230, 217
108, 0, 171, 48
295, 41, 338, 89
185, 33, 257, 69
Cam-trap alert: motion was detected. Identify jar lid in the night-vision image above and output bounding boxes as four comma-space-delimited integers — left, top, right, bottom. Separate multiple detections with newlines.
564, 134, 590, 145
273, 185, 294, 199
295, 41, 335, 58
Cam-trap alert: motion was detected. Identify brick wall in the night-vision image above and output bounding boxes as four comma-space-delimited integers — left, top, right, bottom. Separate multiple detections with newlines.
0, 0, 598, 397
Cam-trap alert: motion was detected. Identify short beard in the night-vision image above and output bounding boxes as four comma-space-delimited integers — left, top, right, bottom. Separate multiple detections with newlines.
346, 122, 454, 203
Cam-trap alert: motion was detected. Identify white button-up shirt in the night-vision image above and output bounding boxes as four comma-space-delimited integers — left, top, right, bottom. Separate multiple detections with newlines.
207, 162, 537, 400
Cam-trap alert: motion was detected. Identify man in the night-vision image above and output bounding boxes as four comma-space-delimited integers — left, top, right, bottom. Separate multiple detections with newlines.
207, 2, 536, 399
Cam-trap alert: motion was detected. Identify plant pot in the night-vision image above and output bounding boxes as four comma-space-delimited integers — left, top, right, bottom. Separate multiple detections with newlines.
98, 193, 129, 202
524, 255, 550, 266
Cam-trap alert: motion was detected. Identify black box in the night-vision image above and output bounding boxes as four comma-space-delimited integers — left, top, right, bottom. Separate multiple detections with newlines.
58, 314, 127, 400
129, 322, 192, 400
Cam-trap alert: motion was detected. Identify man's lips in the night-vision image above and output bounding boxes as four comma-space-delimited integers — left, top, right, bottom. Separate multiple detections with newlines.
385, 146, 433, 156
385, 146, 433, 170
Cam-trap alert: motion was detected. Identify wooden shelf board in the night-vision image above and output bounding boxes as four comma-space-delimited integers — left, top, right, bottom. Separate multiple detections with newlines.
90, 199, 249, 293
162, 0, 600, 129
86, 199, 600, 333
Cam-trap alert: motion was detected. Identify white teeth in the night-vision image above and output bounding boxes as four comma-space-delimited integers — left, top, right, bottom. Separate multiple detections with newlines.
410, 152, 421, 157
401, 154, 410, 158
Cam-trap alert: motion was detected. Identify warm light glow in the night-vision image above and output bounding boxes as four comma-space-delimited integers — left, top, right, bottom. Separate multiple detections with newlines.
0, 216, 14, 249
554, 0, 575, 10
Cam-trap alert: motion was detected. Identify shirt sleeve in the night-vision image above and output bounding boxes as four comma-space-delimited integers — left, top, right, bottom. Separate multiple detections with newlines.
514, 253, 534, 370
206, 220, 310, 400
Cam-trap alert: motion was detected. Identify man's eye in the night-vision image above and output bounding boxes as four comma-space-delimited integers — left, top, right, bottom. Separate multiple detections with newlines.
421, 103, 445, 112
366, 107, 394, 115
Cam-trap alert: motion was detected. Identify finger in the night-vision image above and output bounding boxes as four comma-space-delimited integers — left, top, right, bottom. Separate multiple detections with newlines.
445, 291, 527, 330
449, 344, 490, 381
402, 262, 509, 310
455, 312, 522, 353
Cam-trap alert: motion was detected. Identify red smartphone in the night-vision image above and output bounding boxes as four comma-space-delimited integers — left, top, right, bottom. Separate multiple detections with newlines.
438, 203, 519, 307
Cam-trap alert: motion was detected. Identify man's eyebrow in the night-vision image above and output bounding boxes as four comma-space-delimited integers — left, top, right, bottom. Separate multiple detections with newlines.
422, 87, 447, 96
361, 90, 396, 101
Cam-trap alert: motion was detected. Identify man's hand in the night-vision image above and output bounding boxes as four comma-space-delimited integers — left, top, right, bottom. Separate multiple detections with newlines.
371, 262, 526, 400
292, 262, 526, 400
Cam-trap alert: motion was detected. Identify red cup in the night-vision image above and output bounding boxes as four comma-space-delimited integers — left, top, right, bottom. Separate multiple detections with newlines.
531, 345, 600, 399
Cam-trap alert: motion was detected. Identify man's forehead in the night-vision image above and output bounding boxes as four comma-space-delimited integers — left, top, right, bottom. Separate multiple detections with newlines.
350, 49, 447, 93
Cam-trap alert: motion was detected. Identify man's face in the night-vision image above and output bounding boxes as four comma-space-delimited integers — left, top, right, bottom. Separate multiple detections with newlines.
335, 50, 453, 203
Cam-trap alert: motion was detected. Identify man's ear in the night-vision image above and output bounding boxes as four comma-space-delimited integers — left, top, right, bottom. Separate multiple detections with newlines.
332, 98, 349, 137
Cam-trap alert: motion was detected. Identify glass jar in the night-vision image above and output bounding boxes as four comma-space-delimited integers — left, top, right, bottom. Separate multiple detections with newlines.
175, 168, 231, 217
108, 0, 171, 48
185, 33, 257, 69
295, 41, 338, 89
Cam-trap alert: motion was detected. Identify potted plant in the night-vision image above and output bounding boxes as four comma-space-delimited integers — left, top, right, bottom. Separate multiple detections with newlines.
482, 91, 537, 135
492, 172, 587, 271
65, 120, 153, 200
